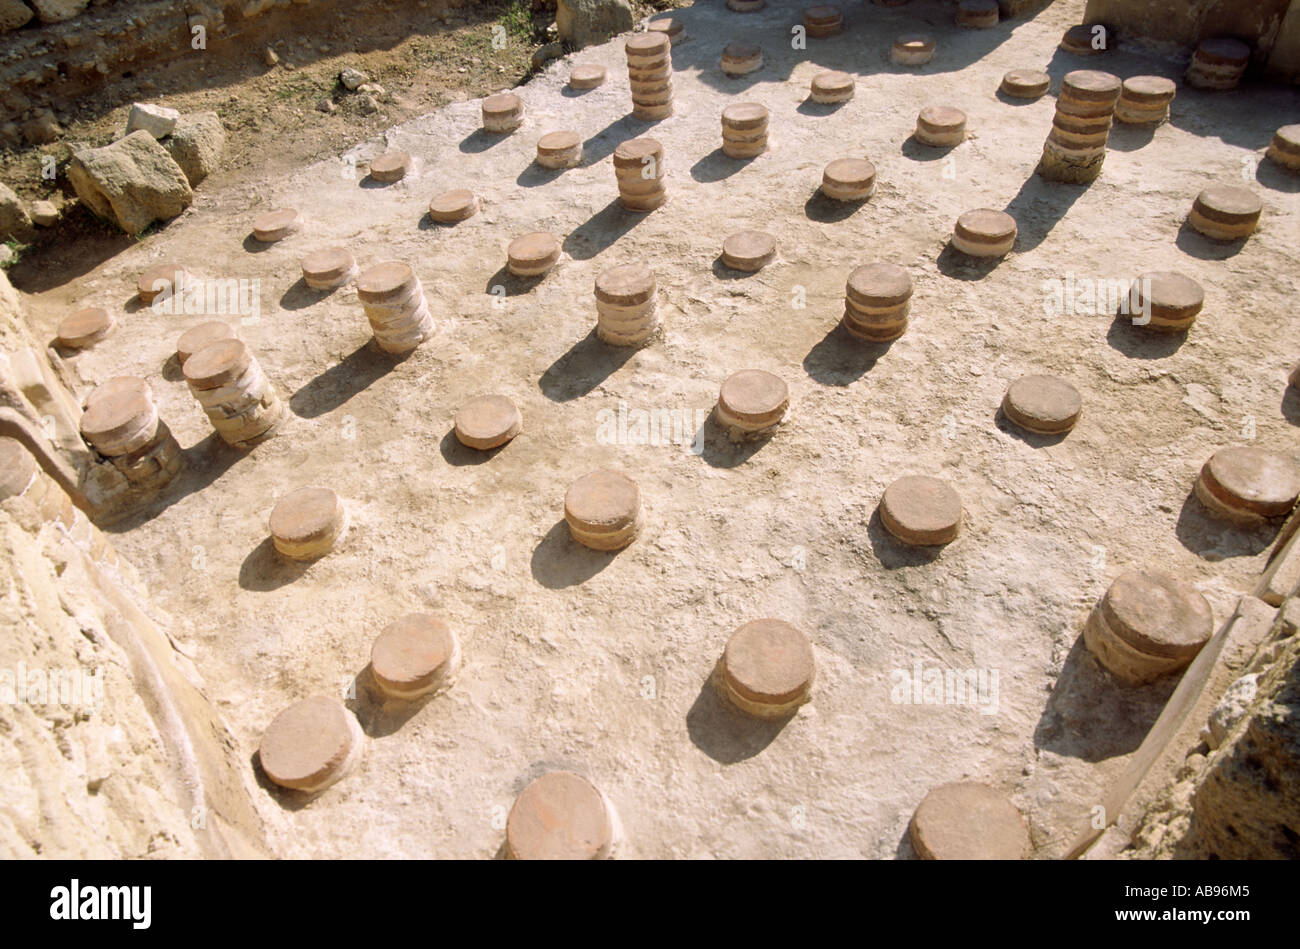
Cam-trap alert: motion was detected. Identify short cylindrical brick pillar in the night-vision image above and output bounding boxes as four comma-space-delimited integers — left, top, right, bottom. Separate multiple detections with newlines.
536, 131, 583, 169
370, 613, 461, 700
821, 157, 876, 202
258, 696, 363, 793
1194, 446, 1300, 526
721, 103, 769, 159
952, 209, 1017, 258
891, 34, 934, 65
80, 378, 183, 490
1186, 38, 1250, 90
803, 5, 842, 37
614, 137, 668, 211
176, 320, 238, 366
595, 262, 659, 346
843, 263, 912, 342
721, 42, 762, 76
1115, 76, 1176, 126
300, 247, 358, 290
716, 369, 789, 441
506, 771, 621, 860
955, 0, 997, 28
482, 92, 524, 133
1036, 70, 1122, 184
625, 32, 673, 120
57, 307, 115, 350
251, 208, 301, 242
1266, 125, 1300, 173
355, 261, 436, 354
810, 70, 854, 104
910, 783, 1031, 859
1000, 69, 1050, 100
183, 338, 286, 448
1083, 570, 1213, 684
1188, 186, 1262, 241
716, 618, 815, 718
269, 486, 348, 561
564, 469, 643, 551
914, 106, 966, 147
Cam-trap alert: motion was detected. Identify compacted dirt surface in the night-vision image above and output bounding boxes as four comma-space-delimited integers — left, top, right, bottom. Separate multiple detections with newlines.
12, 0, 1300, 858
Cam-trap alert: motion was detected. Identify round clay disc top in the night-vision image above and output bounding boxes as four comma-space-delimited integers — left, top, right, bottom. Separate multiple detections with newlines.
369, 151, 412, 180
647, 17, 683, 37
613, 137, 663, 166
252, 207, 299, 235
1198, 37, 1250, 63
722, 102, 769, 128
507, 771, 614, 860
911, 783, 1030, 859
956, 208, 1017, 242
508, 232, 560, 265
80, 386, 153, 443
1003, 375, 1082, 434
86, 376, 151, 413
722, 230, 777, 268
137, 263, 187, 298
356, 261, 416, 301
570, 64, 606, 88
1101, 570, 1213, 659
1195, 186, 1262, 220
895, 34, 935, 51
176, 320, 236, 363
723, 618, 815, 706
594, 262, 656, 304
1136, 271, 1204, 315
269, 487, 342, 544
1002, 69, 1051, 95
428, 189, 477, 222
565, 469, 641, 530
919, 105, 966, 128
1123, 75, 1176, 99
1201, 446, 1300, 517
812, 70, 853, 93
824, 158, 876, 187
258, 696, 355, 790
371, 613, 457, 693
483, 92, 523, 115
301, 247, 356, 281
723, 42, 761, 59
455, 394, 522, 448
1062, 69, 1123, 99
1274, 125, 1300, 149
625, 32, 670, 56
847, 263, 912, 306
880, 475, 963, 545
719, 369, 788, 422
183, 338, 252, 390
538, 130, 581, 153
57, 307, 113, 348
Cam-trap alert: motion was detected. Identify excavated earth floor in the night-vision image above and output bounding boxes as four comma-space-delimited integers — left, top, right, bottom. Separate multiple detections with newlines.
18, 0, 1300, 857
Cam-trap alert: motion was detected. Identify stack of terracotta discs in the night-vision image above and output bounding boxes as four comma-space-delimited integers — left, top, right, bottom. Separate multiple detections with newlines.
355, 261, 435, 354
1266, 125, 1300, 173
1000, 69, 1051, 99
370, 614, 461, 700
720, 42, 763, 76
1194, 446, 1300, 526
79, 377, 182, 490
506, 771, 621, 860
810, 70, 854, 104
955, 0, 998, 28
1036, 69, 1122, 184
843, 263, 912, 342
507, 232, 561, 277
952, 209, 1017, 257
721, 103, 769, 159
891, 34, 935, 65
721, 230, 776, 272
625, 32, 673, 120
1115, 76, 1176, 125
564, 469, 643, 551
821, 157, 876, 201
176, 320, 238, 367
1126, 271, 1204, 332
136, 263, 191, 304
879, 475, 963, 546
428, 189, 478, 224
803, 5, 842, 38
1060, 23, 1108, 55
1188, 186, 1262, 241
914, 106, 966, 146
728, 0, 764, 10
183, 338, 286, 448
595, 262, 658, 346
647, 17, 685, 45
252, 208, 301, 242
300, 247, 357, 290
1186, 38, 1251, 90
909, 783, 1031, 859
482, 92, 524, 133
715, 619, 815, 719
269, 486, 348, 561
570, 64, 606, 90
56, 307, 115, 350
535, 131, 583, 169
258, 696, 363, 793
1083, 570, 1213, 684
454, 395, 522, 450
614, 137, 667, 211
1001, 375, 1081, 435
716, 369, 788, 441
368, 150, 412, 183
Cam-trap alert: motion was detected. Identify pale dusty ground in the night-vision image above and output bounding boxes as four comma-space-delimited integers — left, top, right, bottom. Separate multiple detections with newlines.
20, 0, 1300, 858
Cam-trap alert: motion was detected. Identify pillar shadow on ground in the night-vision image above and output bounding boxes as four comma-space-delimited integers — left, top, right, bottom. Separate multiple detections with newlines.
900, 135, 957, 162
690, 147, 752, 183
529, 519, 620, 589
1032, 636, 1177, 763
686, 672, 794, 764
1001, 172, 1087, 253
1105, 314, 1187, 360
1282, 385, 1300, 426
866, 508, 946, 570
347, 665, 434, 738
803, 321, 892, 386
1174, 221, 1250, 261
804, 191, 867, 223
1256, 158, 1300, 195
538, 329, 638, 402
562, 198, 648, 260
696, 412, 771, 469
289, 340, 401, 419
280, 276, 342, 311
238, 537, 312, 592
1106, 121, 1158, 153
459, 128, 506, 154
516, 162, 566, 189
1174, 490, 1276, 559
483, 266, 545, 298
993, 406, 1069, 448
100, 429, 243, 532
438, 428, 508, 466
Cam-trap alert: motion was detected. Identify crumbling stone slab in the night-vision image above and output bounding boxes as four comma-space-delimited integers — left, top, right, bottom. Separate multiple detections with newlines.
67, 130, 193, 235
